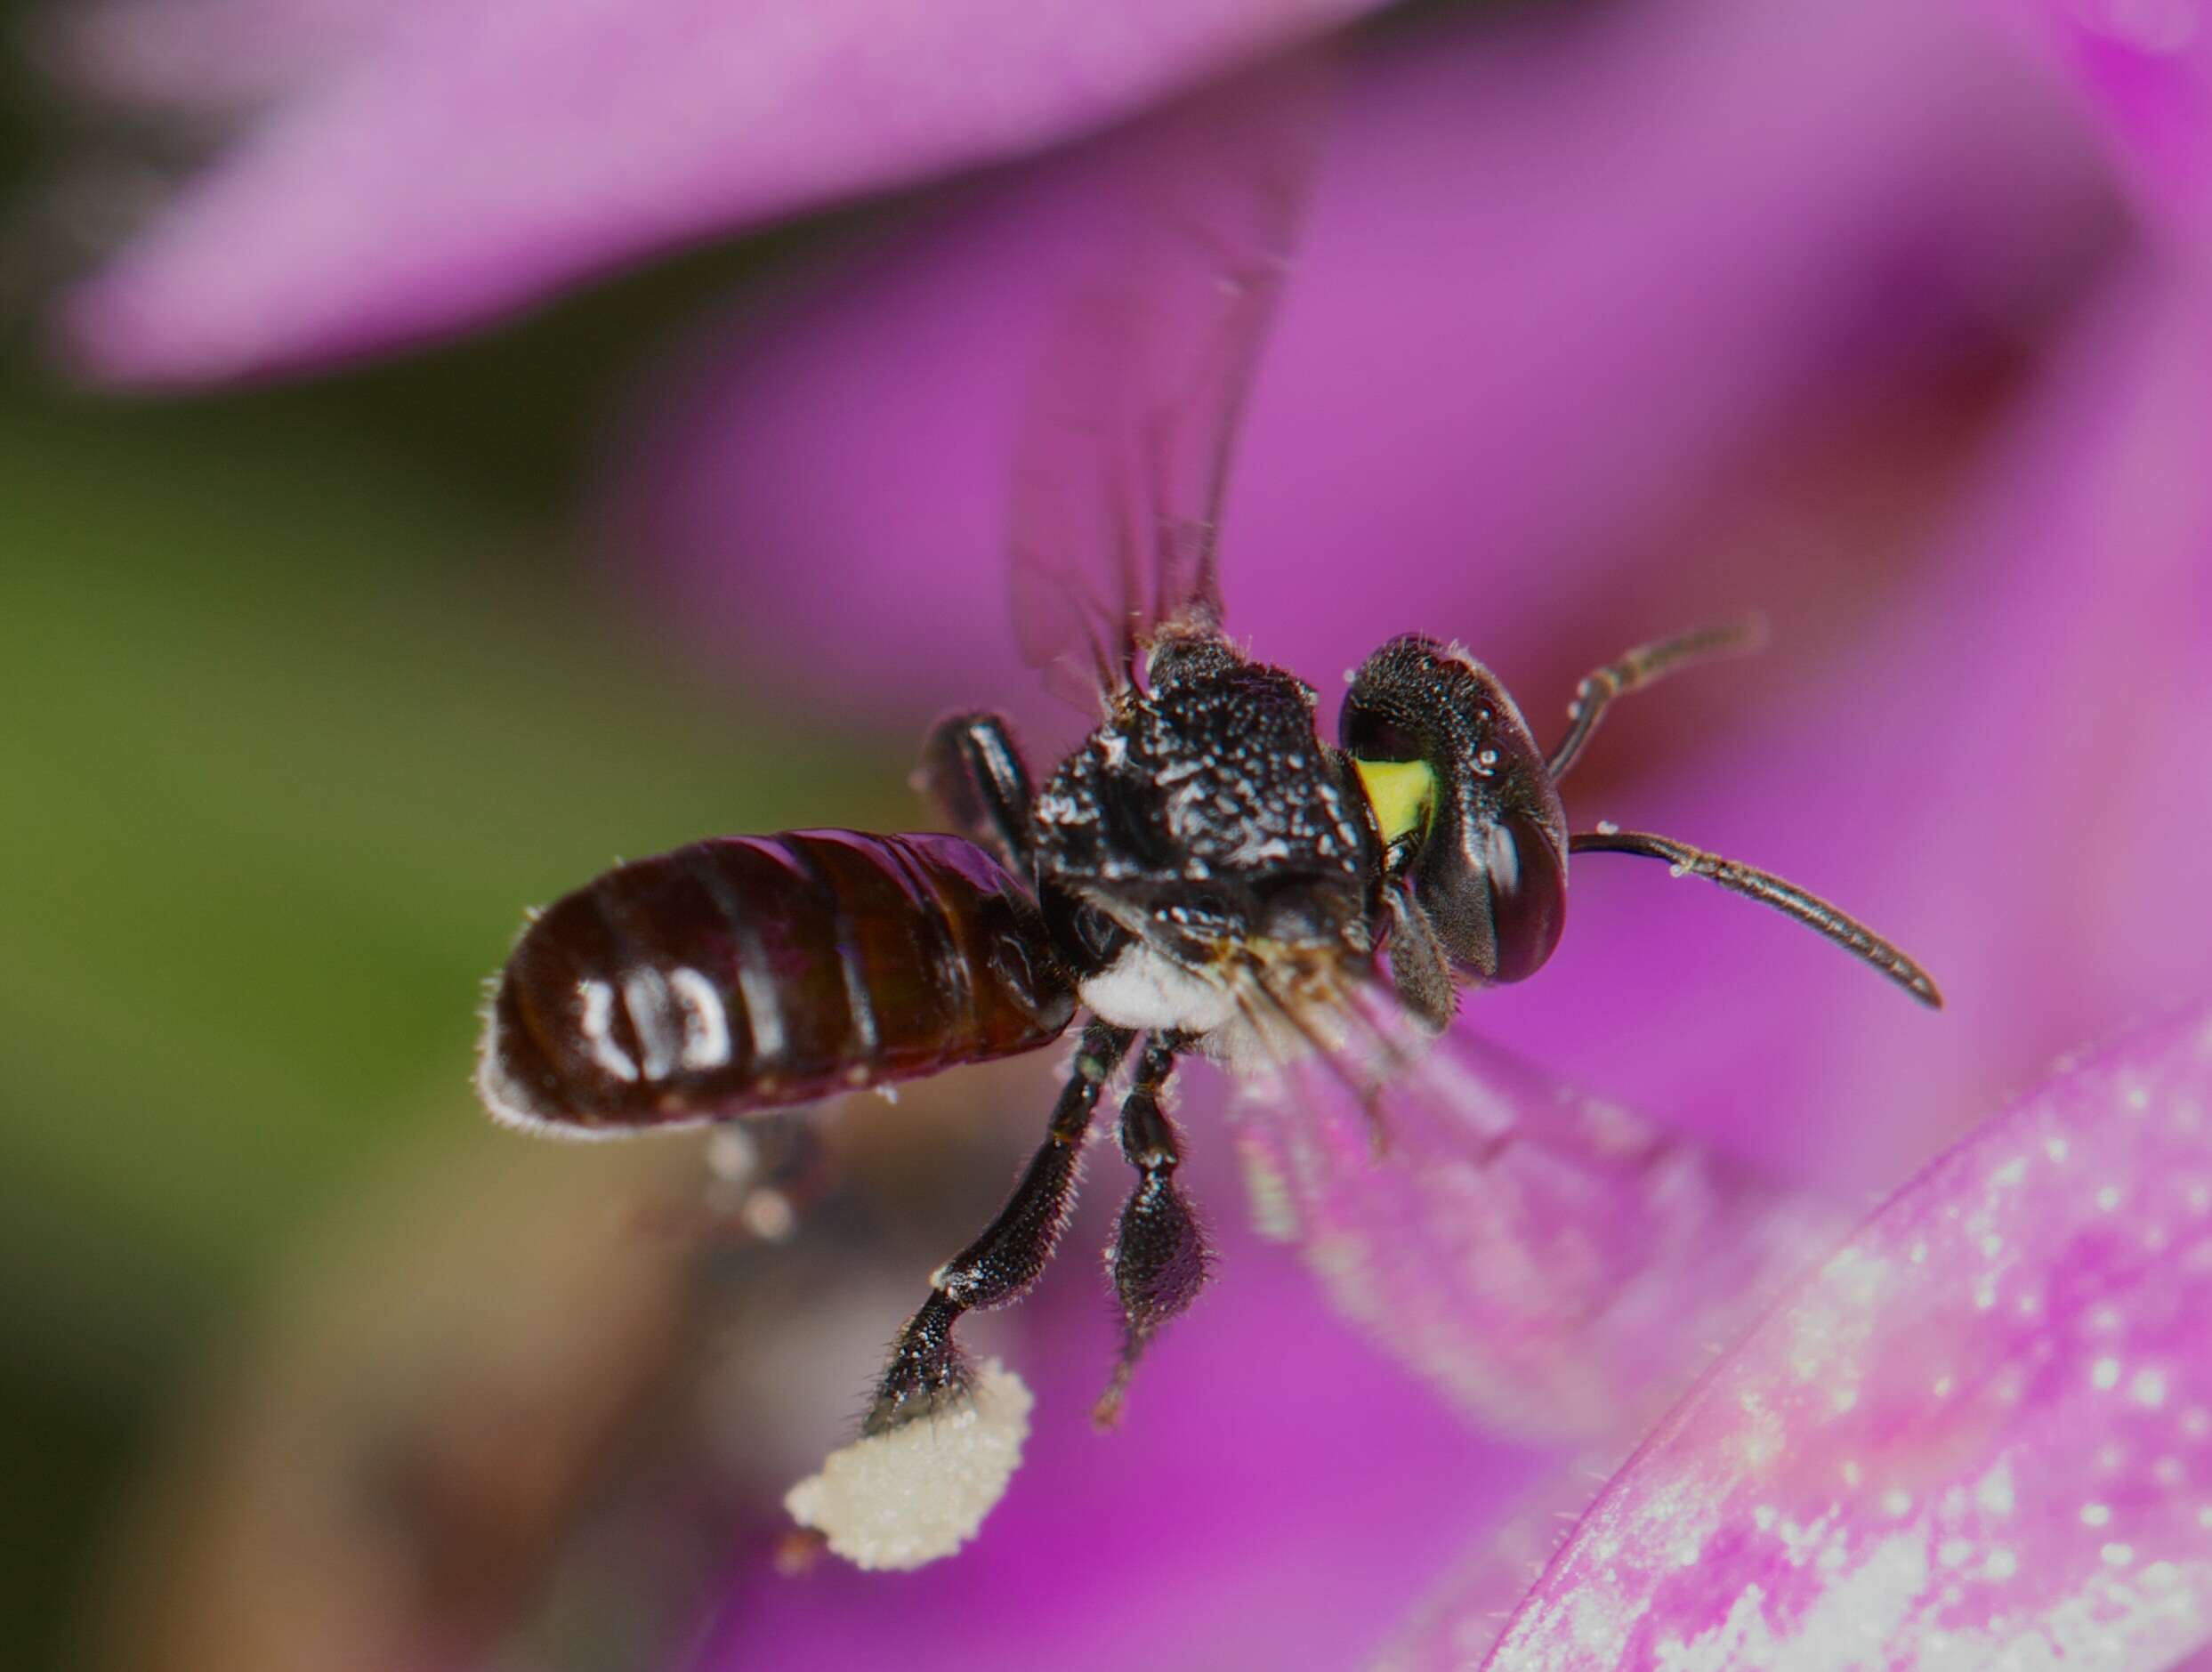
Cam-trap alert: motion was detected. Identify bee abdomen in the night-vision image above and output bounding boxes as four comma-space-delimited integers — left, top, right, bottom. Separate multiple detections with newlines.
478, 831, 1074, 1136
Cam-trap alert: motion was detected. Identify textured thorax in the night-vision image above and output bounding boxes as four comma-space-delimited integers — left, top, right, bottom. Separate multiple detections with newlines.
1033, 642, 1369, 903
1029, 636, 1379, 1043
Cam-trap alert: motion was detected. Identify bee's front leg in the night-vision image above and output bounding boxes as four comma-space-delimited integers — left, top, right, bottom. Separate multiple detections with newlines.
916, 711, 1037, 875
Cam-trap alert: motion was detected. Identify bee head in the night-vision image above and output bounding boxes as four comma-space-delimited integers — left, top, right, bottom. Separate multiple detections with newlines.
1341, 635, 1568, 985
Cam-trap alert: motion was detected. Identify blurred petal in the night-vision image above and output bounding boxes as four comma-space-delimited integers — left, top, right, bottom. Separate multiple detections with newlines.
1231, 1003, 1842, 1443
1480, 253, 2212, 1185
1376, 1459, 1629, 1672
38, 0, 420, 117
91, 1123, 714, 1672
59, 0, 1382, 383
1982, 0, 2212, 246
613, 0, 2107, 731
1481, 1000, 2212, 1671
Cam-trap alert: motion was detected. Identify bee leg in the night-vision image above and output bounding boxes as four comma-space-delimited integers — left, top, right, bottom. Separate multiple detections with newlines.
864, 1019, 1134, 1434
1383, 882, 1455, 1035
1094, 1034, 1208, 1427
915, 711, 1037, 874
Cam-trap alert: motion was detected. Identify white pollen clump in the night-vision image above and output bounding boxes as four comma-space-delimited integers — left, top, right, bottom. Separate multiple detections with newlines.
784, 1360, 1034, 1571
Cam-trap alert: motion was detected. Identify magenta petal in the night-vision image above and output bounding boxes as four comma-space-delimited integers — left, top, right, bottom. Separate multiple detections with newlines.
1479, 254, 2212, 1191
60, 0, 1384, 384
1982, 0, 2212, 245
42, 0, 422, 116
614, 0, 2106, 730
1481, 1002, 2212, 1670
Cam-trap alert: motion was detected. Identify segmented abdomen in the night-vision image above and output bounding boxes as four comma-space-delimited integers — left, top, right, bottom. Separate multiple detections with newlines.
478, 831, 1074, 1135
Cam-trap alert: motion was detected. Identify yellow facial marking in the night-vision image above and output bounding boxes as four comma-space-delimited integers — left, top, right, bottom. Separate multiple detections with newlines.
1352, 757, 1436, 846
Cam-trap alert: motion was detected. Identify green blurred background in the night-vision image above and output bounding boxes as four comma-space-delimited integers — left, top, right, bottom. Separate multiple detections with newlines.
0, 49, 922, 1660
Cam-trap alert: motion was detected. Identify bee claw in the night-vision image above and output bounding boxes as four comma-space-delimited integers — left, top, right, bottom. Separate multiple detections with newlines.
1091, 1364, 1134, 1431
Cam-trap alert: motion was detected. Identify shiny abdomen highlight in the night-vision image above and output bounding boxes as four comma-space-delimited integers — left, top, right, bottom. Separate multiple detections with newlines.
478, 831, 1074, 1135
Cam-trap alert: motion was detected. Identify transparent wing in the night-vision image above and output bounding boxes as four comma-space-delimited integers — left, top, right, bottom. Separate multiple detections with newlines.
1226, 975, 1845, 1444
1008, 57, 1325, 708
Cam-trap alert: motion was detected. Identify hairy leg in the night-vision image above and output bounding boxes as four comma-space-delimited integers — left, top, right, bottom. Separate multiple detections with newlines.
1094, 1033, 1209, 1426
866, 1018, 1134, 1433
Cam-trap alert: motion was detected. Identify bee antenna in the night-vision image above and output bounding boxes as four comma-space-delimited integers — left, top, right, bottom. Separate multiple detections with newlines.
1567, 828, 1942, 1008
1546, 617, 1766, 781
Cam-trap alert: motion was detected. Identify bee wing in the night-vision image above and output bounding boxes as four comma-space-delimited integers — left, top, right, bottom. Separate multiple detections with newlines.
1226, 979, 1845, 1444
1007, 58, 1325, 708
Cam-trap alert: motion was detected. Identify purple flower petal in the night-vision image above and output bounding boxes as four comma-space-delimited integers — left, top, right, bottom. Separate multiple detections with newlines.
1481, 1000, 2212, 1670
60, 0, 1384, 383
40, 0, 420, 116
612, 0, 2107, 731
1480, 254, 2212, 1189
1982, 0, 2212, 245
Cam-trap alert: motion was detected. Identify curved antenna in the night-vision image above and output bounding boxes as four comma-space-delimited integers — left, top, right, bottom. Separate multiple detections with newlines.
1546, 617, 1766, 781
1568, 828, 1942, 1008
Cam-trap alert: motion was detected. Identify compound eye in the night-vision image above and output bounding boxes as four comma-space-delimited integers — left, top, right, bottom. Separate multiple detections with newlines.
1486, 811, 1566, 983
1341, 707, 1424, 763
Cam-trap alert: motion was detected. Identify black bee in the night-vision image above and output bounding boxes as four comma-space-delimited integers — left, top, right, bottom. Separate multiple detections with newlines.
475, 67, 1940, 1445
